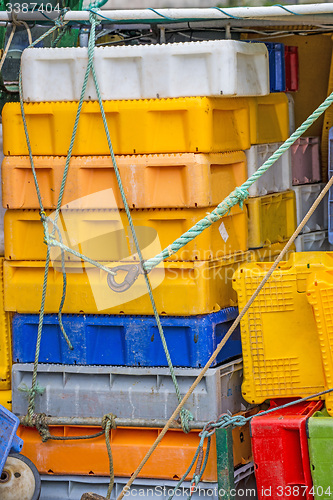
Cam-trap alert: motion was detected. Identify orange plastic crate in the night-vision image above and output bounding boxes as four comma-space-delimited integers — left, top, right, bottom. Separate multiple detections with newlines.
18, 426, 217, 480
17, 414, 254, 481
1, 152, 247, 209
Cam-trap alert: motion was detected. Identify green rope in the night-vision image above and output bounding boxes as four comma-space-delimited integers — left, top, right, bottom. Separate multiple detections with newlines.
143, 90, 333, 273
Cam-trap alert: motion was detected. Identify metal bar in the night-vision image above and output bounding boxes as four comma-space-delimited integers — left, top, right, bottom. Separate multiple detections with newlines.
19, 416, 207, 429
0, 4, 333, 23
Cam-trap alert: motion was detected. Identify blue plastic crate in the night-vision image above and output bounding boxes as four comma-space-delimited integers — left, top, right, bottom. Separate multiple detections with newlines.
266, 42, 286, 92
328, 127, 333, 244
0, 404, 23, 475
12, 309, 242, 368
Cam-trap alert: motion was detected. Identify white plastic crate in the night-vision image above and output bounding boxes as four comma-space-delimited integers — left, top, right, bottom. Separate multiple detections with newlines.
295, 231, 332, 252
292, 183, 328, 233
21, 40, 269, 102
245, 143, 291, 197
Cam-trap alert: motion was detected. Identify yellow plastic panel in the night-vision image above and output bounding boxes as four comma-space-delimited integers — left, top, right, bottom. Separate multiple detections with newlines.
232, 252, 333, 404
246, 191, 296, 249
2, 98, 251, 155
2, 152, 247, 209
307, 270, 333, 417
4, 207, 248, 262
248, 93, 289, 144
0, 390, 12, 411
4, 253, 250, 315
249, 240, 296, 262
0, 259, 11, 391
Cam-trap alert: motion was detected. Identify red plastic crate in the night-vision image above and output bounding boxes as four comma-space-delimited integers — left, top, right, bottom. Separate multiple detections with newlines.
285, 46, 299, 92
251, 400, 323, 500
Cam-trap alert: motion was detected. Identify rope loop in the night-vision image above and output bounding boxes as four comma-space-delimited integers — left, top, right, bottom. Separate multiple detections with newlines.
234, 186, 249, 209
179, 408, 194, 434
102, 413, 117, 432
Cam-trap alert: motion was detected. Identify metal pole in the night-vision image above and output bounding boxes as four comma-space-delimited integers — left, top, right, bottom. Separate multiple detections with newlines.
0, 4, 333, 22
19, 416, 207, 429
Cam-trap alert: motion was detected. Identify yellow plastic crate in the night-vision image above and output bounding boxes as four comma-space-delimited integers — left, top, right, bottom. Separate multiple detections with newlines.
2, 95, 289, 156
2, 152, 247, 209
248, 93, 289, 144
4, 206, 248, 262
4, 253, 250, 315
307, 270, 333, 416
232, 252, 333, 404
2, 98, 251, 155
0, 258, 11, 392
246, 191, 296, 249
249, 240, 296, 262
0, 390, 12, 411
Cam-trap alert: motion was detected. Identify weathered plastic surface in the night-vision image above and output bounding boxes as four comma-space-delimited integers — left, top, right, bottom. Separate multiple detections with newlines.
307, 271, 333, 416
38, 463, 257, 500
2, 95, 289, 156
246, 191, 296, 248
291, 137, 321, 185
4, 254, 251, 315
11, 309, 242, 367
18, 425, 218, 480
1, 152, 247, 209
245, 143, 291, 197
21, 41, 270, 101
4, 206, 248, 262
295, 231, 332, 252
0, 405, 23, 475
285, 46, 299, 92
307, 409, 333, 500
0, 391, 12, 411
12, 359, 245, 420
232, 252, 333, 404
251, 400, 323, 500
293, 183, 328, 233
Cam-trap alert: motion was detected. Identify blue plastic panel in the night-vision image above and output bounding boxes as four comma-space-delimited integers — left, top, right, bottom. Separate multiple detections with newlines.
266, 42, 286, 92
12, 309, 242, 367
328, 127, 333, 244
0, 404, 23, 475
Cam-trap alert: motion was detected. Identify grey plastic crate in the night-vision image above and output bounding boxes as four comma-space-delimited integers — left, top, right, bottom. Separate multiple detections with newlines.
295, 231, 333, 252
12, 359, 245, 420
292, 183, 328, 233
39, 463, 257, 500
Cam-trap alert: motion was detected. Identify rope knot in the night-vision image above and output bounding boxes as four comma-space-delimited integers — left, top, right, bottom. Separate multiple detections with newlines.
180, 408, 194, 433
102, 413, 117, 431
234, 186, 249, 210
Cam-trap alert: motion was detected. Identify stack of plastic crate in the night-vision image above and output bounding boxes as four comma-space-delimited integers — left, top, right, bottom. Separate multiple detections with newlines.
292, 135, 332, 252
243, 42, 297, 263
0, 39, 296, 498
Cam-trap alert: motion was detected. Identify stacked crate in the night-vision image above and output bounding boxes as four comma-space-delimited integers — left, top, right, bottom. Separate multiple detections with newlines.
243, 42, 297, 263
0, 39, 278, 498
292, 136, 332, 251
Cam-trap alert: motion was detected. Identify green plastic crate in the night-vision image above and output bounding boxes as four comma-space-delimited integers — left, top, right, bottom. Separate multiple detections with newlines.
307, 408, 333, 500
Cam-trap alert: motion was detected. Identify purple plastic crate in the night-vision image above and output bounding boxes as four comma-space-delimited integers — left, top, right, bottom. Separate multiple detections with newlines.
291, 137, 321, 185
